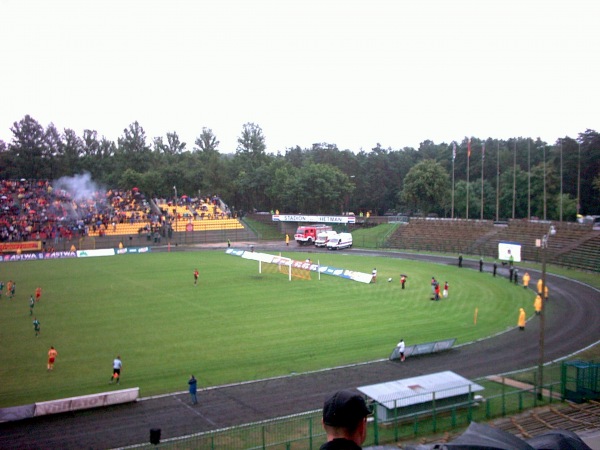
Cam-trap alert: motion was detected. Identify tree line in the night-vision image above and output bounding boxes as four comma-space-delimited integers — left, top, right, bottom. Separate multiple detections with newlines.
1, 115, 599, 220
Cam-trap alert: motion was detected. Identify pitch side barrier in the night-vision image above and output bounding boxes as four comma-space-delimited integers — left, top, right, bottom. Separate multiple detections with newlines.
389, 338, 456, 361
0, 388, 139, 423
226, 248, 373, 283
0, 246, 151, 263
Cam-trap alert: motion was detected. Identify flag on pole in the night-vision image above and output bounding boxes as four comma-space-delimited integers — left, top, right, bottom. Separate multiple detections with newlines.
452, 142, 456, 161
482, 142, 485, 161
468, 138, 471, 158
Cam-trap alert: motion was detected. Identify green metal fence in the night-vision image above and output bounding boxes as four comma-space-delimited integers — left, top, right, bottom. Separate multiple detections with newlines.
138, 411, 326, 450
132, 367, 564, 449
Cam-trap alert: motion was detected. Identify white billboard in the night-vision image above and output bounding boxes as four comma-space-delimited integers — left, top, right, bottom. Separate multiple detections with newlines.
498, 242, 521, 262
272, 214, 355, 224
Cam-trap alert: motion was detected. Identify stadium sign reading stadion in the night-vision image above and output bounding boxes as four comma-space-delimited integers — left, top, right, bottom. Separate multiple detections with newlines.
272, 214, 355, 224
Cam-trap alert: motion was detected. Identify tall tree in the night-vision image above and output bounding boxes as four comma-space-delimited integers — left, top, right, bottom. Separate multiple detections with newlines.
269, 158, 357, 215
0, 139, 14, 179
265, 159, 297, 212
400, 160, 450, 215
154, 132, 186, 155
292, 163, 354, 214
9, 115, 46, 179
577, 129, 600, 214
44, 123, 63, 179
57, 128, 83, 177
97, 137, 119, 186
82, 130, 100, 158
231, 123, 271, 210
152, 136, 166, 154
194, 130, 225, 197
236, 122, 267, 169
194, 127, 220, 154
592, 170, 600, 199
81, 130, 104, 180
283, 146, 306, 168
117, 121, 152, 173
166, 132, 186, 155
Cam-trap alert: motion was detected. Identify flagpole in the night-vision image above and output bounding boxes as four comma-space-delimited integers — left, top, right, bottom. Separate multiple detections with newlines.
577, 142, 581, 216
495, 140, 500, 221
466, 138, 471, 219
528, 139, 531, 220
512, 139, 517, 219
560, 139, 563, 222
451, 142, 456, 219
481, 142, 485, 220
543, 144, 547, 221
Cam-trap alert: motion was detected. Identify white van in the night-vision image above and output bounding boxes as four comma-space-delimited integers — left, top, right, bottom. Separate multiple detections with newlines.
315, 230, 338, 248
327, 232, 353, 250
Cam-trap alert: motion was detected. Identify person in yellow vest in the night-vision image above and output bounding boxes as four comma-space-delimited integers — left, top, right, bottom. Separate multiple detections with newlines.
285, 234, 290, 246
518, 308, 526, 330
544, 285, 549, 301
70, 244, 76, 252
537, 278, 543, 295
534, 294, 542, 315
522, 272, 530, 289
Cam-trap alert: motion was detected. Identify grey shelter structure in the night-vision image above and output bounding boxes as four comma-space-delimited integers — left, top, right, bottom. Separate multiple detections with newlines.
358, 371, 484, 422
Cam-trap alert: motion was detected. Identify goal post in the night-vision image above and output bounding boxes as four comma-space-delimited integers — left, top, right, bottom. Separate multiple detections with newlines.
259, 256, 311, 281
243, 250, 312, 281
259, 258, 293, 281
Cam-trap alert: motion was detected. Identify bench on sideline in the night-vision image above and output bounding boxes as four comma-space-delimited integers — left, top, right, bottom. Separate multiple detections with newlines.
389, 338, 456, 361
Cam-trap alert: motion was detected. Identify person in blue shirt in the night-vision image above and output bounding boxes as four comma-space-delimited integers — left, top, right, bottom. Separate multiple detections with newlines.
188, 375, 198, 404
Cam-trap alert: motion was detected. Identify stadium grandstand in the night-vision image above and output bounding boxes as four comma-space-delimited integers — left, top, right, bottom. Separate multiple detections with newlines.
383, 217, 600, 272
153, 195, 244, 234
0, 179, 251, 251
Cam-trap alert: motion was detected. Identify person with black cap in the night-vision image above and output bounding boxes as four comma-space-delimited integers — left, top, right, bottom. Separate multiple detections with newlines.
320, 390, 370, 449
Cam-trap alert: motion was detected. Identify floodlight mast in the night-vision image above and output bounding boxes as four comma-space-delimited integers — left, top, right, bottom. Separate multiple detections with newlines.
537, 225, 556, 400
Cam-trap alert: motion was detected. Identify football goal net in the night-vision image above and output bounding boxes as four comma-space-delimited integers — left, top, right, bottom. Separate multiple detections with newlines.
259, 256, 311, 281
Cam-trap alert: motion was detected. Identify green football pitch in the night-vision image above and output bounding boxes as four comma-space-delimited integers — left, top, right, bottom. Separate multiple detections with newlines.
0, 250, 533, 408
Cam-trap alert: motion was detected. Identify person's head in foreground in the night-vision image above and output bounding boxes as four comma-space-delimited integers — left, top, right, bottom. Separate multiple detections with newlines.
321, 390, 370, 449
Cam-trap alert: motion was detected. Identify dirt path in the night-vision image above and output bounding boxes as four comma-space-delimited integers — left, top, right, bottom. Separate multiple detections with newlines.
1, 247, 598, 449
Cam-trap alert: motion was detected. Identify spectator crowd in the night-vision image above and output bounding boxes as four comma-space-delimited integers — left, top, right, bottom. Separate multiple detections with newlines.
0, 179, 151, 246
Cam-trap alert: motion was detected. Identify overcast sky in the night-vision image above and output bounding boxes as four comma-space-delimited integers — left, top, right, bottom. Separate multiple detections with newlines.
1, 0, 598, 154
